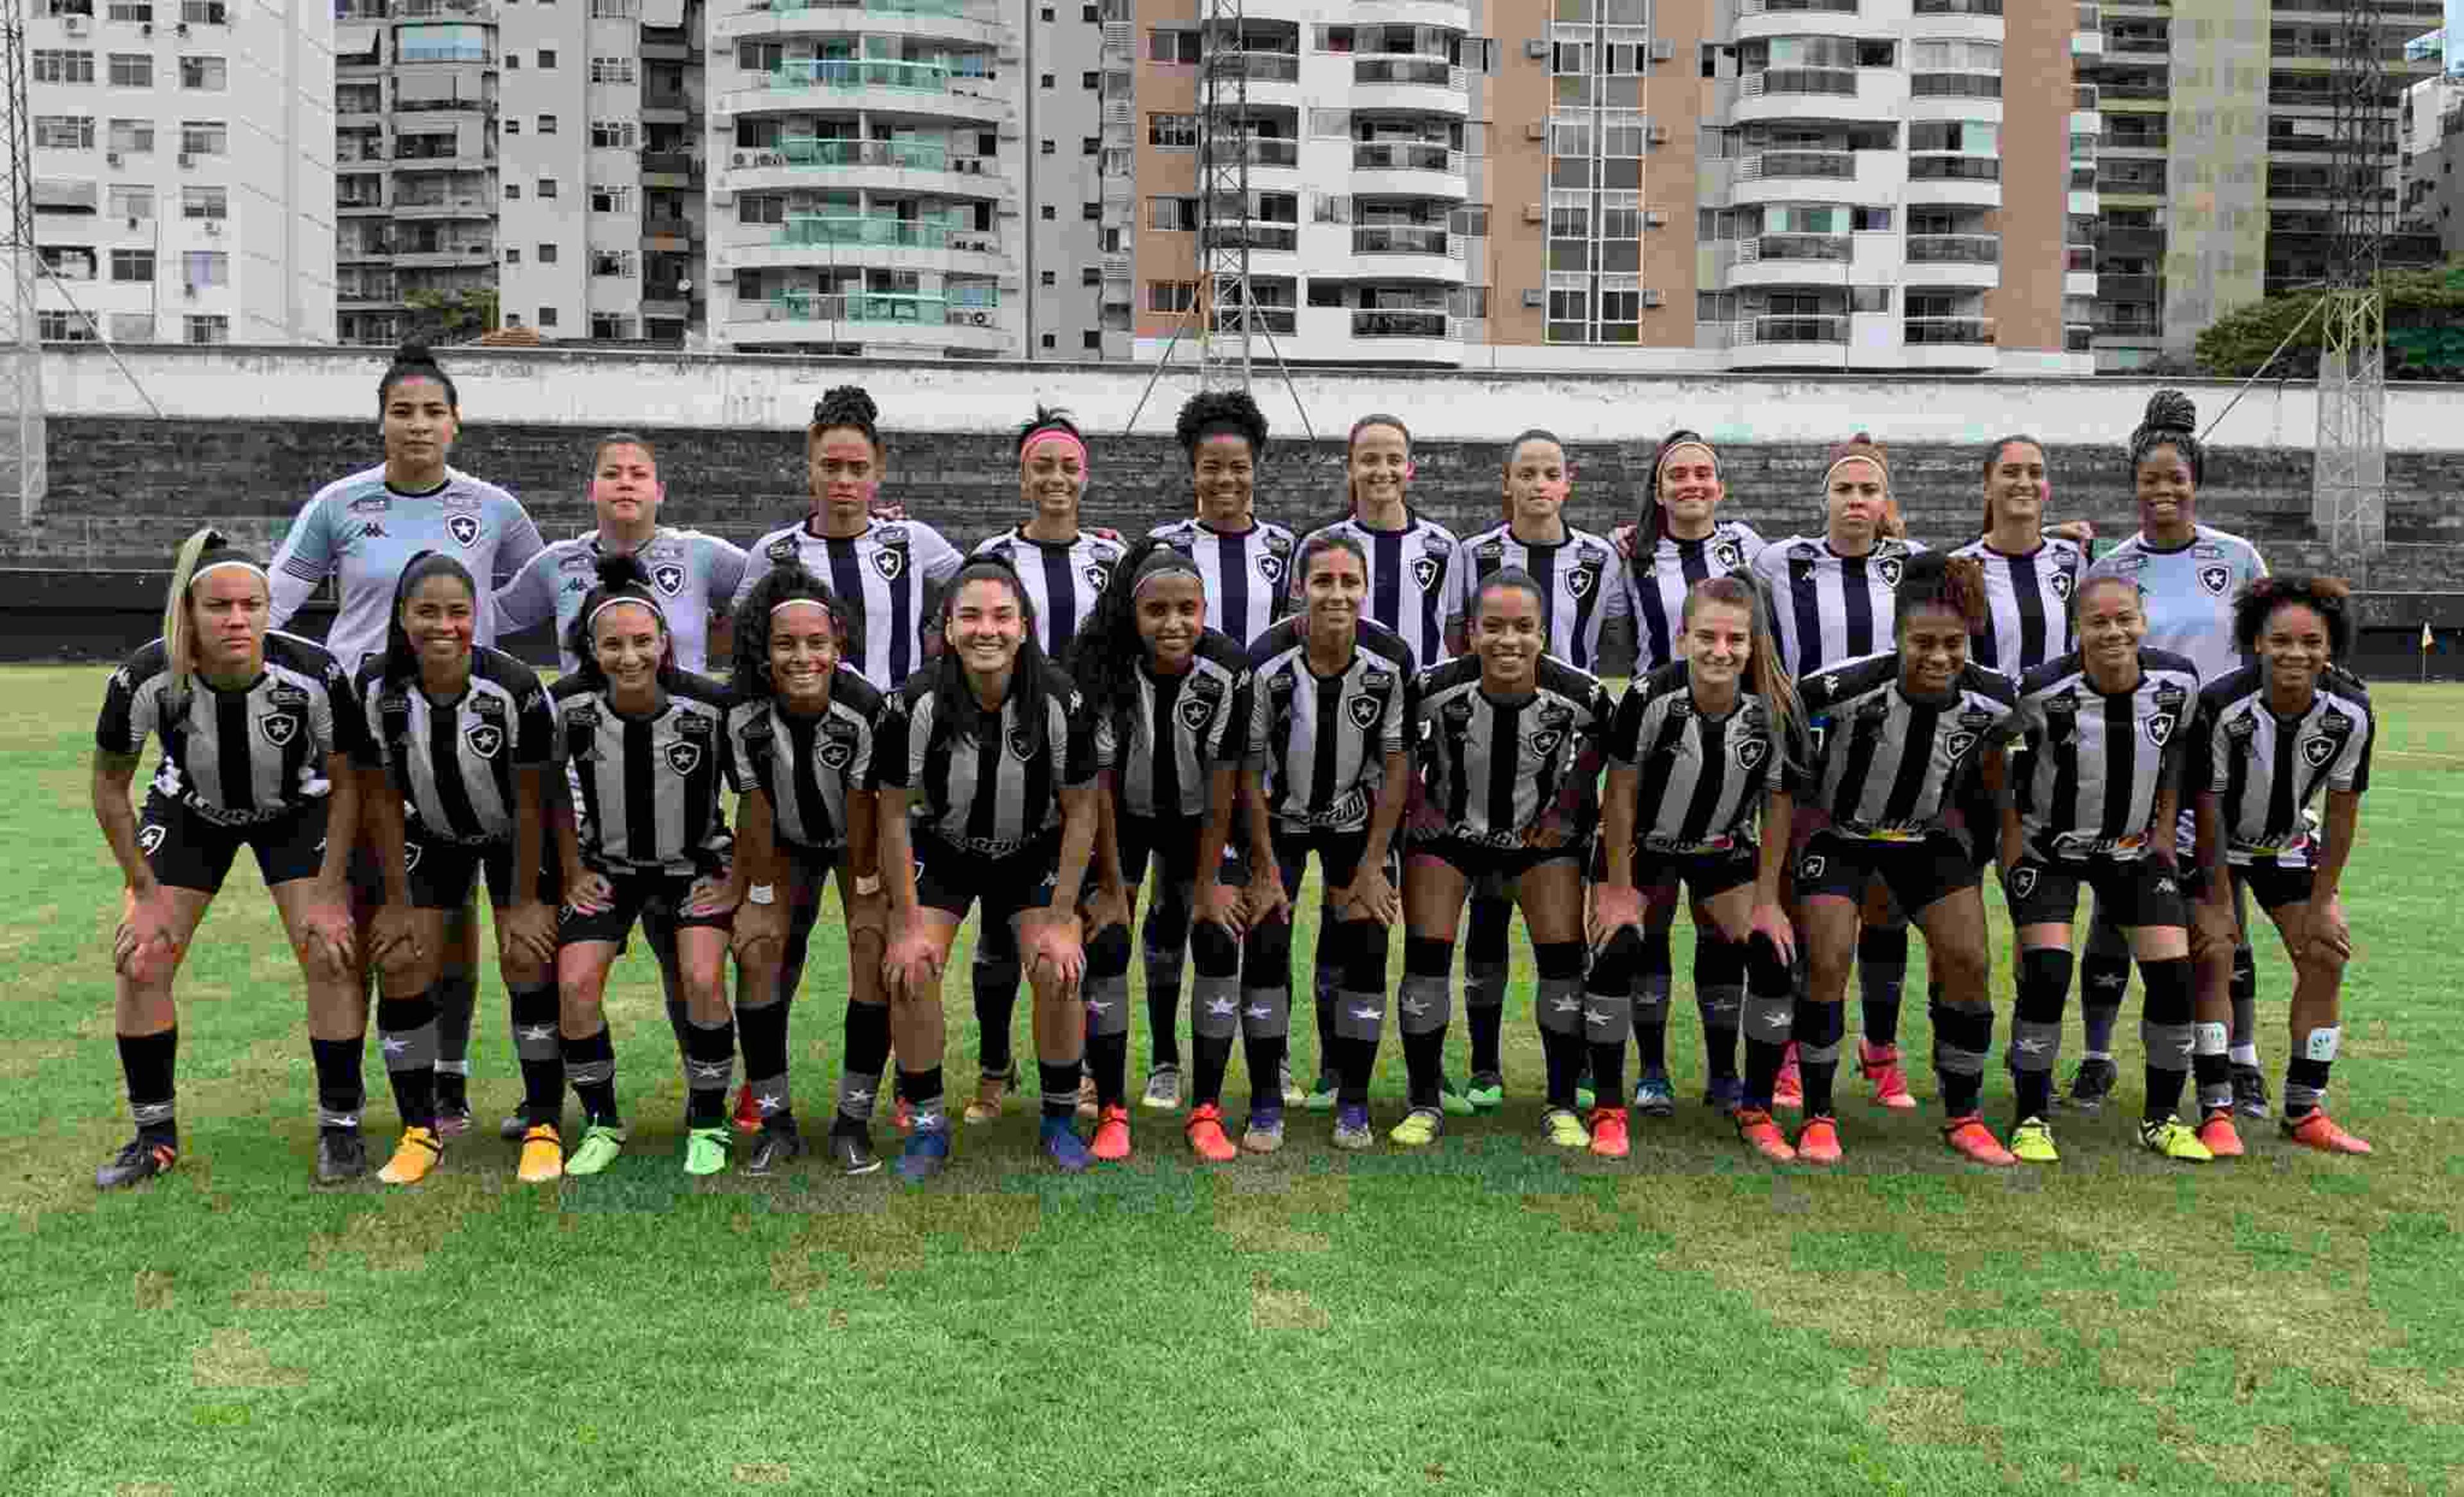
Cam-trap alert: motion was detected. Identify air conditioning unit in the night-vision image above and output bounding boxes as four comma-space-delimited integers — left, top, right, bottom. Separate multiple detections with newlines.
141, 20, 150, 33
1643, 209, 1667, 228
107, 151, 123, 166
966, 311, 989, 325
1521, 202, 1543, 223
204, 220, 221, 235
1523, 38, 1547, 58
1641, 289, 1664, 307
64, 14, 89, 32
1521, 288, 1544, 308
126, 215, 139, 228
731, 150, 747, 166
1651, 38, 1677, 61
183, 284, 197, 298
1524, 121, 1546, 140
178, 153, 194, 167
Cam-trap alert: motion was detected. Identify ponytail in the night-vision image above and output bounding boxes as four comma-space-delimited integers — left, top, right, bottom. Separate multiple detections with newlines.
162, 526, 268, 710
1684, 576, 1804, 768
565, 553, 676, 690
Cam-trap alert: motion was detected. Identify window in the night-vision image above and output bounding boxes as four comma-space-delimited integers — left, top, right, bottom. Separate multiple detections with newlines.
184, 314, 228, 345
182, 249, 225, 286
1851, 206, 1892, 232
737, 39, 782, 71
536, 177, 557, 198
737, 193, 785, 225
1082, 201, 1100, 220
590, 249, 635, 276
107, 118, 153, 154
1040, 3, 1053, 15
106, 1, 152, 20
109, 313, 153, 342
589, 56, 635, 83
590, 184, 632, 212
505, 246, 521, 264
504, 313, 523, 328
34, 50, 95, 85
538, 306, 558, 328
590, 0, 635, 13
1082, 330, 1101, 350
182, 185, 225, 218
1147, 113, 1197, 148
39, 310, 98, 342
180, 0, 225, 21
1308, 108, 1348, 137
1081, 266, 1101, 286
35, 116, 96, 150
1148, 29, 1200, 64
1041, 269, 1057, 286
178, 121, 227, 156
538, 243, 558, 262
537, 48, 556, 68
1041, 332, 1057, 348
1850, 286, 1890, 313
1040, 73, 1056, 88
38, 245, 96, 279
1040, 204, 1056, 219
1148, 280, 1195, 311
506, 54, 519, 69
1082, 136, 1100, 155
107, 183, 151, 219
590, 121, 637, 149
1081, 70, 1099, 88
1147, 196, 1197, 231
538, 114, 558, 135
1083, 3, 1097, 17
504, 119, 520, 135
505, 182, 521, 200
179, 56, 226, 90
1040, 139, 1056, 155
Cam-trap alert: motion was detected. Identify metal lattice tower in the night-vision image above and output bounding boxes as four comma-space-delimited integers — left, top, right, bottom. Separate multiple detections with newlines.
1195, 0, 1253, 391
0, 0, 45, 524
2314, 0, 2392, 570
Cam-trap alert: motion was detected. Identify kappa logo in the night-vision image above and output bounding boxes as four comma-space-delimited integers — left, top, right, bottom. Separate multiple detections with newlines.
1411, 555, 1442, 594
260, 712, 300, 748
1875, 555, 1905, 589
1735, 737, 1770, 772
1256, 553, 1285, 584
2300, 735, 2338, 769
136, 823, 166, 855
665, 740, 703, 776
446, 513, 481, 548
1347, 692, 1383, 731
2144, 712, 2175, 748
1942, 730, 1979, 760
1177, 692, 1215, 733
2050, 570, 2075, 601
873, 546, 905, 581
357, 521, 388, 540
465, 722, 504, 759
2196, 564, 2232, 597
651, 563, 687, 597
2008, 864, 2039, 900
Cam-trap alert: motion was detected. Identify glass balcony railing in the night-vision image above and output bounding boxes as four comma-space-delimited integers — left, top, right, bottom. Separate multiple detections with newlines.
1354, 56, 1453, 86
769, 0, 968, 14
1352, 224, 1450, 255
778, 136, 950, 169
1745, 232, 1851, 261
1351, 141, 1456, 171
1906, 232, 1999, 263
1740, 67, 1858, 97
1740, 314, 1849, 344
778, 214, 957, 248
770, 289, 999, 323
1351, 308, 1452, 338
1739, 149, 1854, 180
1242, 137, 1299, 167
1904, 315, 1997, 345
1908, 154, 2001, 182
769, 57, 951, 92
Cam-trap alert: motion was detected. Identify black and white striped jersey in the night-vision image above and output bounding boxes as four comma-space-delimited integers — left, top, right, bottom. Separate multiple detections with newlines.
1949, 536, 2086, 676
1607, 661, 1789, 854
875, 665, 1100, 856
733, 519, 965, 692
1108, 629, 1250, 821
496, 527, 750, 674
270, 466, 545, 677
1792, 653, 2017, 840
1441, 523, 1628, 674
1620, 521, 1769, 672
724, 669, 885, 855
969, 527, 1129, 664
2012, 649, 2202, 861
354, 646, 556, 846
1750, 535, 1931, 680
1147, 516, 1298, 651
1410, 656, 1611, 847
98, 631, 368, 823
1292, 513, 1459, 669
550, 672, 734, 878
1244, 615, 1414, 834
2186, 665, 2374, 869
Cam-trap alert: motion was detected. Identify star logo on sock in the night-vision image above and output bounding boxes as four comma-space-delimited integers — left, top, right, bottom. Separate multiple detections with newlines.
519, 1024, 557, 1043
1207, 997, 1238, 1016
689, 1060, 732, 1082
1583, 1008, 1610, 1027
1349, 1006, 1382, 1023
1086, 1000, 1113, 1014
2016, 1036, 2051, 1054
1551, 995, 1580, 1014
1707, 997, 1741, 1015
1400, 995, 1428, 1017
757, 1092, 784, 1113
381, 1036, 409, 1056
843, 1086, 873, 1106
912, 1109, 945, 1131
1759, 1010, 1792, 1032
326, 1114, 360, 1129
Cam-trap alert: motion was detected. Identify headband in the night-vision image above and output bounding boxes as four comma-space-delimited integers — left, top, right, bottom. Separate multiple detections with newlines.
1131, 552, 1202, 599
771, 595, 835, 619
191, 557, 268, 586
1655, 441, 1716, 481
586, 592, 665, 633
1021, 427, 1088, 470
1824, 452, 1887, 489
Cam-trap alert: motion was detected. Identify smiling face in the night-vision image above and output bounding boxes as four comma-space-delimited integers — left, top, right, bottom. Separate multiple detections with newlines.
400, 571, 475, 673
1018, 436, 1086, 523
1682, 597, 1754, 692
2134, 442, 2196, 535
1985, 441, 2047, 533
1473, 582, 1544, 690
1134, 572, 1206, 674
1826, 458, 1887, 545
1502, 438, 1569, 528
768, 599, 841, 708
188, 565, 269, 678
591, 601, 667, 696
1657, 444, 1723, 534
1348, 422, 1410, 512
383, 376, 458, 474
1303, 544, 1367, 636
946, 576, 1025, 678
2256, 601, 2333, 699
1191, 431, 1254, 527
1896, 601, 1971, 697
809, 428, 883, 527
2073, 576, 2147, 676
592, 443, 663, 531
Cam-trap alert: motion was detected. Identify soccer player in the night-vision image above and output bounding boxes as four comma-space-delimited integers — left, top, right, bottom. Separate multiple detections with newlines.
723, 568, 894, 1176
1750, 434, 1930, 1113
1151, 389, 1297, 652
2001, 574, 2208, 1163
2186, 576, 2375, 1156
876, 560, 1104, 1180
2089, 391, 2273, 1118
1783, 553, 2019, 1165
1591, 577, 1803, 1161
92, 529, 366, 1187
271, 341, 545, 1140
546, 558, 741, 1178
1071, 541, 1251, 1160
1240, 532, 1414, 1152
1399, 569, 1611, 1151
354, 552, 561, 1185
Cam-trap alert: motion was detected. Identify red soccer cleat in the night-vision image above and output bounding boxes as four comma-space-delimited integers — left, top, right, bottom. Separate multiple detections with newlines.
1091, 1104, 1132, 1161
1184, 1102, 1238, 1163
893, 1096, 914, 1135
1795, 1115, 1844, 1165
2196, 1108, 2246, 1158
1859, 1040, 1917, 1111
1942, 1115, 2017, 1167
733, 1081, 764, 1135
1587, 1105, 1630, 1160
2282, 1110, 2373, 1156
1736, 1108, 1797, 1164
1774, 1043, 1804, 1111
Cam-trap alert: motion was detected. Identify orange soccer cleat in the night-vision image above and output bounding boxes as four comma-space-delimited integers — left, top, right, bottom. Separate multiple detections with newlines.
1795, 1115, 1844, 1166
1942, 1115, 2016, 1167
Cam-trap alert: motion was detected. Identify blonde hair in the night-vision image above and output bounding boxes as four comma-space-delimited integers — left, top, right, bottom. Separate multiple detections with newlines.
162, 527, 219, 707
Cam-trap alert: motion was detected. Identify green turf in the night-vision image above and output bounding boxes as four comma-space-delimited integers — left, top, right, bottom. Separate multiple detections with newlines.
5, 667, 2463, 1496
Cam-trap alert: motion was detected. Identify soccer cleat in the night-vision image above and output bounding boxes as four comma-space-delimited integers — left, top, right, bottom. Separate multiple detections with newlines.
1387, 1107, 1444, 1149
1703, 1076, 1743, 1115
746, 1122, 804, 1177
1091, 1104, 1133, 1161
1774, 1044, 1804, 1111
1858, 1041, 1917, 1110
1240, 1107, 1286, 1156
2230, 1065, 2272, 1120
377, 1125, 443, 1185
96, 1135, 177, 1190
963, 1067, 1015, 1126
1185, 1102, 1238, 1162
1040, 1117, 1094, 1174
1575, 1081, 1598, 1113
2062, 1056, 2119, 1113
1465, 1071, 1505, 1113
432, 1102, 473, 1141
896, 1125, 951, 1183
1942, 1115, 2017, 1168
1541, 1108, 1591, 1150
825, 1124, 882, 1177
1588, 1106, 1630, 1160
1438, 1076, 1477, 1117
1632, 1071, 1677, 1118
1734, 1109, 1797, 1165
499, 1111, 531, 1142
2138, 1114, 2214, 1162
2196, 1108, 2246, 1159
1794, 1116, 1844, 1166
1331, 1104, 1374, 1151
2009, 1116, 2060, 1164
517, 1124, 564, 1183
1302, 1071, 1339, 1113
314, 1129, 370, 1186
565, 1121, 628, 1176
1280, 1059, 1306, 1107
892, 1097, 914, 1134
1075, 1075, 1100, 1123
733, 1082, 764, 1136
2282, 1110, 2373, 1156
683, 1125, 732, 1177
1139, 1064, 1182, 1112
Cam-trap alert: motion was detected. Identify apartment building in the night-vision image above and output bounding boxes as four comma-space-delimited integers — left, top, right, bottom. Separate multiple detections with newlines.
28, 0, 334, 347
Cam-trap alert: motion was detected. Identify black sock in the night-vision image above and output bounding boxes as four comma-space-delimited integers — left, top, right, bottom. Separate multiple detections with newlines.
507, 984, 563, 1129
1037, 1060, 1079, 1123
664, 997, 690, 1052
375, 991, 440, 1130
1467, 1000, 1503, 1076
837, 1001, 892, 1129
1190, 1032, 1234, 1108
1335, 1034, 1377, 1108
684, 1018, 736, 1127
2284, 1056, 2331, 1118
1695, 938, 1745, 1082
1144, 955, 1183, 1069
1740, 935, 1793, 1112
903, 1065, 946, 1130
563, 1026, 620, 1125
431, 969, 476, 1108
1858, 925, 1906, 1048
738, 999, 793, 1129
1931, 1002, 1992, 1118
1539, 1027, 1581, 1111
1402, 1027, 1446, 1110
309, 1035, 366, 1133
1634, 928, 1672, 1075
1243, 1031, 1285, 1115
1313, 979, 1339, 1085
1088, 1030, 1129, 1110
976, 956, 1022, 1079
1796, 1000, 1844, 1118
1588, 1039, 1627, 1109
117, 1028, 178, 1143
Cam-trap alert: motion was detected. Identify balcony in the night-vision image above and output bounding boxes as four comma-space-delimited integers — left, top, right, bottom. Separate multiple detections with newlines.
1220, 49, 1300, 83
1736, 149, 1852, 180
1741, 67, 1856, 98
772, 56, 949, 92
392, 194, 491, 219
1350, 139, 1466, 195
1727, 313, 1851, 370
641, 150, 699, 182
776, 287, 993, 321
1904, 315, 1994, 343
1211, 305, 1297, 335
1208, 220, 1298, 253
1353, 56, 1450, 86
724, 0, 1000, 48
1350, 55, 1468, 112
1729, 232, 1852, 288
1910, 73, 2001, 99
1912, 0, 2001, 11
1244, 137, 1299, 168
776, 213, 960, 248
1349, 307, 1454, 339
1906, 232, 1997, 263
1906, 153, 2001, 205
1742, 233, 1851, 262
726, 287, 1009, 349
1352, 224, 1451, 256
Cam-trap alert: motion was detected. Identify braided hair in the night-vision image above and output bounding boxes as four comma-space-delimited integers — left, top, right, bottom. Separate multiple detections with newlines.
2130, 389, 2203, 485
925, 556, 1051, 749
1175, 388, 1269, 465
1072, 538, 1203, 721
378, 549, 479, 686
1892, 550, 1989, 634
2234, 574, 2354, 658
730, 563, 865, 706
564, 554, 676, 690
809, 384, 882, 455
379, 339, 457, 411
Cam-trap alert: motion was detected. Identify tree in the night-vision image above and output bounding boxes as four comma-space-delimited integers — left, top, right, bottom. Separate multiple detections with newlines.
2194, 262, 2464, 381
402, 287, 501, 345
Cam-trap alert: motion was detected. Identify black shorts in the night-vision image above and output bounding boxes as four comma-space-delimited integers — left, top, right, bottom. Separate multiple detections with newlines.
1269, 826, 1395, 907
2003, 849, 2187, 931
1796, 828, 1978, 914
138, 789, 327, 893
560, 868, 734, 949
1625, 841, 1759, 903
1409, 832, 1583, 885
914, 828, 1061, 928
2226, 861, 2317, 914
350, 819, 561, 911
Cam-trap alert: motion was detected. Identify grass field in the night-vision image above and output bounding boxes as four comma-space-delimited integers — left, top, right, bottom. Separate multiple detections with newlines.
5, 665, 2464, 1496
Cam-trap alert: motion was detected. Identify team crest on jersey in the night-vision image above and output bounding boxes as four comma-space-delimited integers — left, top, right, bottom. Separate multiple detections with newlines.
1713, 540, 1744, 570
766, 538, 799, 564
2196, 565, 2232, 597
1411, 556, 1442, 594
2050, 570, 2074, 600
260, 711, 300, 748
651, 563, 687, 597
1346, 693, 1382, 731
402, 841, 424, 873
1566, 564, 1598, 600
136, 823, 166, 854
1530, 728, 1564, 758
2144, 713, 2174, 748
1005, 723, 1039, 762
1177, 694, 1215, 733
465, 722, 504, 759
817, 723, 858, 771
1441, 696, 1475, 729
2007, 865, 2039, 900
1736, 737, 1770, 772
2300, 735, 2338, 768
873, 547, 905, 581
665, 740, 703, 776
447, 514, 481, 548
1083, 563, 1112, 594
1875, 556, 1904, 589
1256, 553, 1285, 584
1942, 730, 1978, 760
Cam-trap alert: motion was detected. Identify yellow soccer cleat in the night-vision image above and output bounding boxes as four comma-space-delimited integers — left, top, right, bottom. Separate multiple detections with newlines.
377, 1125, 442, 1186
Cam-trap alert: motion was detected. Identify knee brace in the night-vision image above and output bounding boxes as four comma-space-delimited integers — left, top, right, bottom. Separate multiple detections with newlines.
1188, 918, 1240, 979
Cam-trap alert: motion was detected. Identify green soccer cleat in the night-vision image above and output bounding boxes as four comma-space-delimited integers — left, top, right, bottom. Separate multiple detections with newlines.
1464, 1072, 1505, 1113
2010, 1116, 2060, 1164
2138, 1114, 2213, 1163
565, 1120, 628, 1176
1302, 1072, 1340, 1113
1388, 1107, 1444, 1148
683, 1125, 731, 1177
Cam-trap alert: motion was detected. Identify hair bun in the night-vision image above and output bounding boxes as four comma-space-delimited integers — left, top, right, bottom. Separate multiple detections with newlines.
393, 338, 437, 366
594, 553, 651, 592
2143, 388, 2197, 435
815, 384, 879, 429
